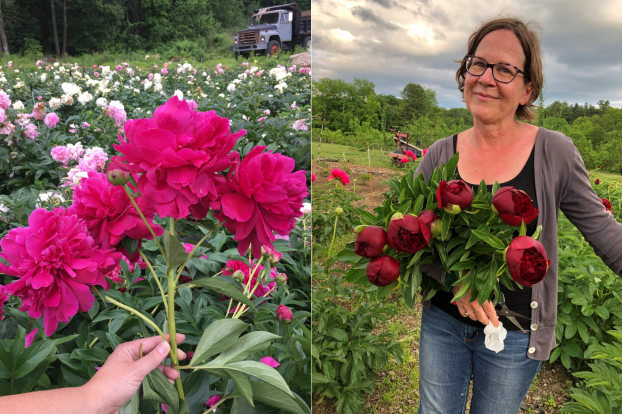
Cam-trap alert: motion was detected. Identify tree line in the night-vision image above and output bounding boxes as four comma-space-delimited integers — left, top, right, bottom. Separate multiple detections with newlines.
1, 0, 310, 57
312, 77, 622, 173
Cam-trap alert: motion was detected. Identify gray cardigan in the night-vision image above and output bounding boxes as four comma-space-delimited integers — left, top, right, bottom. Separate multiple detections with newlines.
414, 127, 622, 361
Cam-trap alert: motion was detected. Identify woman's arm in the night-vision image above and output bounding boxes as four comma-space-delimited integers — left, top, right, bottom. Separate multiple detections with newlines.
559, 146, 622, 276
0, 334, 186, 414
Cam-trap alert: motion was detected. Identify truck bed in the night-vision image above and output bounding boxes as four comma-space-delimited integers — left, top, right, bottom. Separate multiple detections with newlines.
299, 16, 311, 35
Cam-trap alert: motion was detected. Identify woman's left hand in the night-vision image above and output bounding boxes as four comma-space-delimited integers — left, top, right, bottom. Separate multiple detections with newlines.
452, 285, 500, 328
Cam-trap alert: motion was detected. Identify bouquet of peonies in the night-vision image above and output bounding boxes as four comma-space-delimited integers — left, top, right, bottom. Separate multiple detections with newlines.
342, 153, 550, 307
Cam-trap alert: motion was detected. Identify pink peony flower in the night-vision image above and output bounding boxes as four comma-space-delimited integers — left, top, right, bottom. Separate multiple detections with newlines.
405, 150, 417, 161
70, 171, 163, 249
186, 99, 198, 111
94, 72, 99, 77
257, 116, 267, 122
327, 169, 350, 186
223, 259, 277, 300
113, 96, 245, 220
311, 173, 316, 182
23, 124, 40, 140
183, 243, 207, 259
292, 119, 308, 131
0, 121, 15, 135
0, 91, 11, 110
51, 146, 71, 165
67, 142, 84, 160
161, 68, 168, 75
0, 208, 122, 336
0, 290, 7, 321
25, 328, 38, 348
44, 112, 60, 128
401, 158, 409, 163
423, 148, 428, 156
0, 108, 6, 123
206, 395, 222, 411
81, 122, 90, 128
214, 146, 307, 258
260, 356, 280, 368
32, 102, 46, 121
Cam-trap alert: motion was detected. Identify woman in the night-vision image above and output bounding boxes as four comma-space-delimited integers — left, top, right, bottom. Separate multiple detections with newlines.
414, 17, 622, 414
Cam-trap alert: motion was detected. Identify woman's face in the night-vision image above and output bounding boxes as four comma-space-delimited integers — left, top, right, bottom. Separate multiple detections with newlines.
464, 29, 533, 125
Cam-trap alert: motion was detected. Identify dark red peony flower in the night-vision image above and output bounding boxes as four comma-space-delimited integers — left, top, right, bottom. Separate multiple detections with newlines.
436, 180, 473, 214
214, 146, 308, 258
354, 226, 387, 258
327, 169, 350, 186
366, 256, 400, 287
595, 179, 600, 185
311, 173, 316, 182
386, 213, 431, 253
491, 186, 539, 227
417, 210, 441, 238
601, 198, 613, 214
113, 96, 245, 219
0, 208, 122, 336
70, 171, 163, 249
504, 236, 550, 287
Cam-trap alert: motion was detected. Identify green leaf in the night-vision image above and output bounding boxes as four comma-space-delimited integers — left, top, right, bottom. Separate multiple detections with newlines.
451, 278, 472, 302
187, 277, 256, 311
121, 237, 139, 259
224, 368, 254, 406
229, 381, 309, 414
441, 214, 451, 240
594, 306, 610, 319
470, 229, 505, 249
190, 319, 249, 366
326, 328, 348, 342
226, 360, 293, 396
200, 332, 281, 367
334, 249, 363, 264
413, 195, 424, 216
345, 267, 368, 285
163, 231, 188, 272
118, 390, 139, 414
14, 340, 56, 379
144, 368, 179, 413
73, 348, 110, 363
92, 309, 131, 323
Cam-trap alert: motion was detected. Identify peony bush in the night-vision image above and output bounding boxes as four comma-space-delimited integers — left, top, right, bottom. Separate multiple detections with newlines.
0, 58, 312, 414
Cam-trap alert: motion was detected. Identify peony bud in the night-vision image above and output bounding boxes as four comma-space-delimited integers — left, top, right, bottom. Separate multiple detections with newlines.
504, 236, 550, 287
595, 179, 600, 185
366, 255, 400, 287
387, 214, 431, 253
601, 198, 613, 214
491, 187, 539, 227
276, 304, 293, 324
354, 226, 387, 258
261, 245, 283, 265
233, 270, 245, 283
106, 156, 131, 186
276, 273, 288, 285
335, 207, 344, 215
436, 180, 473, 214
185, 351, 194, 360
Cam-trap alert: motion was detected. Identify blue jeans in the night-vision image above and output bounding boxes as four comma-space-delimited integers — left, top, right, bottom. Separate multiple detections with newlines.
418, 305, 542, 414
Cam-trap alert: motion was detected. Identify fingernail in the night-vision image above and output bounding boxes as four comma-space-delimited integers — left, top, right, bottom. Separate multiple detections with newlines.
451, 301, 457, 305
158, 341, 171, 355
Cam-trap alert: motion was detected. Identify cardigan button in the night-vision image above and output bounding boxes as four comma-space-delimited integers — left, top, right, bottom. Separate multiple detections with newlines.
528, 347, 536, 354
530, 301, 538, 309
530, 324, 538, 331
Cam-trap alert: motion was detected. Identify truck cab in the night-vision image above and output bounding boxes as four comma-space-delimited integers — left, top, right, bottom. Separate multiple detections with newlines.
231, 3, 311, 60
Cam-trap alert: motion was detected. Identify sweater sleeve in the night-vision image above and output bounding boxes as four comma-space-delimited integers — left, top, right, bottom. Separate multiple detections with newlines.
559, 146, 622, 277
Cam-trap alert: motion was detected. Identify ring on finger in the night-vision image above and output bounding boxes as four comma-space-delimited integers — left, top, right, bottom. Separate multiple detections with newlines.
465, 312, 469, 317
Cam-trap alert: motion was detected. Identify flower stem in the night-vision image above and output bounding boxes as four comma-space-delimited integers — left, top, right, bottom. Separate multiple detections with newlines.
104, 295, 167, 342
167, 268, 185, 400
88, 337, 99, 348
123, 184, 166, 261
138, 248, 169, 315
286, 324, 299, 361
327, 214, 339, 258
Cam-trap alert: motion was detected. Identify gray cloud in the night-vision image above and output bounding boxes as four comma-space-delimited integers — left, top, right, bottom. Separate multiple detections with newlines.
351, 6, 401, 31
313, 0, 622, 108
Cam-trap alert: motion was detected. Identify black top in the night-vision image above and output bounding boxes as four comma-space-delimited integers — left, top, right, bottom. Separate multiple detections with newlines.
430, 134, 538, 331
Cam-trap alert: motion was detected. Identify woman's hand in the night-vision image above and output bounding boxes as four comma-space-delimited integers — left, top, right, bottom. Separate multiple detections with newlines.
84, 334, 187, 414
452, 285, 500, 328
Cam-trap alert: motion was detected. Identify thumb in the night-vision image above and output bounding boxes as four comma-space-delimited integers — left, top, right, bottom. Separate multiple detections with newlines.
134, 340, 170, 378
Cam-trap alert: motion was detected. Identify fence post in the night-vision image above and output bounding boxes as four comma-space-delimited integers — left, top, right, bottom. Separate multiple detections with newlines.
368, 141, 373, 210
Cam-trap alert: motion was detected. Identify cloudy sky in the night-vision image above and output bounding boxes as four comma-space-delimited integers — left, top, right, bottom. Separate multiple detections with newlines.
312, 0, 622, 108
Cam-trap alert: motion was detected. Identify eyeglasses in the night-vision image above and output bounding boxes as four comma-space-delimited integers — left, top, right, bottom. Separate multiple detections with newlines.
464, 55, 528, 84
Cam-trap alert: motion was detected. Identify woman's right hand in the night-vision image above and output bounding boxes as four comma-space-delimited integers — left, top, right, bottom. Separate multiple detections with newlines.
452, 285, 500, 328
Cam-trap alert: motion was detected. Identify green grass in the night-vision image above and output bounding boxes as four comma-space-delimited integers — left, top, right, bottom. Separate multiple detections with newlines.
590, 169, 622, 181
312, 142, 420, 170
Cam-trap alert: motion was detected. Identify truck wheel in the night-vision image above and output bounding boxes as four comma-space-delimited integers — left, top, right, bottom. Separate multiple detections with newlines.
241, 52, 250, 59
304, 36, 311, 50
234, 51, 239, 61
266, 40, 280, 57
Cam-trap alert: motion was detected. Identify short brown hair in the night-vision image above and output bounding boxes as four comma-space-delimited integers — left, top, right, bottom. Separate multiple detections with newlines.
456, 17, 543, 122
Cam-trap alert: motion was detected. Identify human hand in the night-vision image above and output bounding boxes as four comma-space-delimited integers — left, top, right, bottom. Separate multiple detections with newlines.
83, 334, 186, 414
452, 285, 499, 328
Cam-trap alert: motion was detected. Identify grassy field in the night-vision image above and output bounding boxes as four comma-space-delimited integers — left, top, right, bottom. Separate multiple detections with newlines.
312, 142, 421, 170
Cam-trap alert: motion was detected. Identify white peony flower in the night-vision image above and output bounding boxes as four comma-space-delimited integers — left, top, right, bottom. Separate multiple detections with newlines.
144, 80, 152, 90
77, 92, 93, 105
174, 89, 183, 100
12, 100, 24, 110
49, 97, 62, 110
95, 97, 108, 107
227, 83, 236, 92
41, 74, 47, 82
